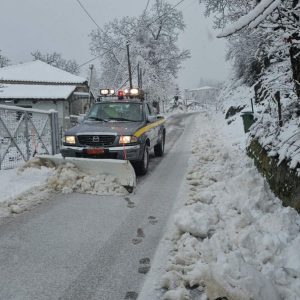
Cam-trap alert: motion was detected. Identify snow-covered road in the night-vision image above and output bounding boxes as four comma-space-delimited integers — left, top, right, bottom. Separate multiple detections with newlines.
0, 112, 197, 300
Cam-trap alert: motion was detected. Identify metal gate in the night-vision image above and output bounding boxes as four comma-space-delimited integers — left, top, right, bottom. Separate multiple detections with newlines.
0, 105, 60, 170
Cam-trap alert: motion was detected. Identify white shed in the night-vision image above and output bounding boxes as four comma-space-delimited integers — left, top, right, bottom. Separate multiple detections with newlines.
0, 60, 91, 132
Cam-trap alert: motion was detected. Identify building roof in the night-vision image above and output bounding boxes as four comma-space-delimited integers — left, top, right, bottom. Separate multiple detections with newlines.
0, 84, 76, 100
0, 60, 87, 84
188, 86, 218, 91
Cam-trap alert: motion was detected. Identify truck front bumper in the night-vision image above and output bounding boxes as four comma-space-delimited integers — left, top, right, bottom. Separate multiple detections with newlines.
61, 144, 142, 161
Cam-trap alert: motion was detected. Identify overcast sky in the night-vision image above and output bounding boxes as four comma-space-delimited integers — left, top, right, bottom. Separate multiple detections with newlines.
0, 0, 230, 89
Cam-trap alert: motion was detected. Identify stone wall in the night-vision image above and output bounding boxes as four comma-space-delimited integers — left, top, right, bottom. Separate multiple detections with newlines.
248, 139, 300, 212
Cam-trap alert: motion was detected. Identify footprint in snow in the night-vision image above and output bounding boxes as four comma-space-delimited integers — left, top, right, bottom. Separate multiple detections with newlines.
132, 228, 145, 245
148, 216, 158, 225
138, 265, 150, 274
124, 197, 135, 208
139, 257, 150, 264
124, 291, 138, 299
137, 228, 145, 238
138, 257, 151, 274
132, 238, 142, 245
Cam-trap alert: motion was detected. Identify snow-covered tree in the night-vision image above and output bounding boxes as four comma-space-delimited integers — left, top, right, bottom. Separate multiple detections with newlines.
0, 50, 9, 68
86, 64, 100, 97
200, 0, 254, 29
199, 0, 300, 97
31, 50, 80, 75
90, 0, 190, 103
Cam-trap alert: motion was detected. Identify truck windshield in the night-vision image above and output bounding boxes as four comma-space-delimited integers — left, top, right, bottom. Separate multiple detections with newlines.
86, 102, 143, 122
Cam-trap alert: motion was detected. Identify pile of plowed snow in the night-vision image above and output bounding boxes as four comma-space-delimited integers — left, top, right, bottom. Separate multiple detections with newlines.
22, 158, 128, 196
47, 162, 128, 195
0, 158, 128, 221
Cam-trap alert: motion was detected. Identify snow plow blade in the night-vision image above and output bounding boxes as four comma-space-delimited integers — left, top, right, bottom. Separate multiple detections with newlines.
37, 155, 136, 192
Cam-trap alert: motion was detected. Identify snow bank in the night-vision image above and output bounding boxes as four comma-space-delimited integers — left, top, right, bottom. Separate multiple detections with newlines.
217, 78, 253, 114
0, 165, 54, 220
162, 111, 300, 299
0, 158, 127, 222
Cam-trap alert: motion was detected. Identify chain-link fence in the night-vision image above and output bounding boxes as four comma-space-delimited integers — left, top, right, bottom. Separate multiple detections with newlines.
0, 105, 60, 170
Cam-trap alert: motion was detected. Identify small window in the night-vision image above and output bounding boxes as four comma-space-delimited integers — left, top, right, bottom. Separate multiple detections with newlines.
147, 103, 154, 115
144, 103, 151, 118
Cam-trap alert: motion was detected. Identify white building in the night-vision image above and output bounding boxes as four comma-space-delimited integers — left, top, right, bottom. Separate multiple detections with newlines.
184, 86, 219, 108
0, 60, 91, 131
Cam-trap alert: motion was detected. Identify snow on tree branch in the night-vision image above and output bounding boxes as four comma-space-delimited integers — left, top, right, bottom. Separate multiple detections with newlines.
0, 50, 9, 68
217, 0, 281, 38
89, 0, 190, 103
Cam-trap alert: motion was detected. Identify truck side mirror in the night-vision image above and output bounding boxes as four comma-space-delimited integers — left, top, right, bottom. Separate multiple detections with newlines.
147, 115, 156, 123
77, 115, 85, 123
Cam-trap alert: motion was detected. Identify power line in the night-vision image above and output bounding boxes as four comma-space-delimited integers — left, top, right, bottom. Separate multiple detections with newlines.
75, 0, 125, 68
75, 0, 101, 29
143, 0, 151, 15
75, 0, 125, 49
79, 55, 101, 68
78, 48, 113, 68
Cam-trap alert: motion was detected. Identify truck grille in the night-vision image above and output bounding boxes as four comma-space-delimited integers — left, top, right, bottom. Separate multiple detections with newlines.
78, 135, 116, 146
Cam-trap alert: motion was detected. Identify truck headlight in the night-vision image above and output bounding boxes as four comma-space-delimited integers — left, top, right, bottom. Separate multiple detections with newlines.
65, 135, 76, 144
119, 136, 138, 144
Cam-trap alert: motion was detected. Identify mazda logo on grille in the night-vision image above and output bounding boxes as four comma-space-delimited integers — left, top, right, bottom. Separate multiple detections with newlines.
93, 136, 99, 142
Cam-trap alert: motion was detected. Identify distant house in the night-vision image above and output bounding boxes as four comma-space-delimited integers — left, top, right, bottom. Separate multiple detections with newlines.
0, 60, 91, 131
184, 86, 219, 107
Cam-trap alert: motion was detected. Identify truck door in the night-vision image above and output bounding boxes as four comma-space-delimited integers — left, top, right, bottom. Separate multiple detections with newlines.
146, 103, 159, 145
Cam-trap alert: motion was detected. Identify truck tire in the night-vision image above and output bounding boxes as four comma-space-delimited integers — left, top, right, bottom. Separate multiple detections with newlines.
136, 144, 149, 175
154, 133, 165, 157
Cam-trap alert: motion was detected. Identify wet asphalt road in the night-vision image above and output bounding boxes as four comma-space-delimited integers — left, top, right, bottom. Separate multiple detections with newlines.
0, 112, 197, 300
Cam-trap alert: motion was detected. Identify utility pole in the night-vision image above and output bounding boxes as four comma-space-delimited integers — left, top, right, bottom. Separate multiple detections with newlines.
138, 64, 143, 88
137, 63, 143, 88
88, 64, 94, 109
274, 91, 283, 127
126, 41, 133, 89
137, 62, 140, 88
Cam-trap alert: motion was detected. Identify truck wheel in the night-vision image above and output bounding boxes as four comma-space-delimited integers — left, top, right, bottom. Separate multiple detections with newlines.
154, 133, 165, 157
136, 144, 149, 175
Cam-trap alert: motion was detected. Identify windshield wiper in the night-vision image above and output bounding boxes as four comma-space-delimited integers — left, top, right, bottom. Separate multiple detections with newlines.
108, 117, 137, 122
87, 116, 108, 122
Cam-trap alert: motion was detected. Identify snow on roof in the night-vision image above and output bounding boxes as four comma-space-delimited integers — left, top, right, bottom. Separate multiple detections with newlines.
188, 86, 218, 91
0, 60, 87, 84
0, 84, 76, 99
0, 104, 57, 114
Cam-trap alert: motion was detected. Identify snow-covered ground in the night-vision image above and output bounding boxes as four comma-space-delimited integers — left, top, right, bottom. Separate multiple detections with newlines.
1, 103, 300, 299
140, 108, 300, 300
220, 62, 300, 173
0, 166, 54, 218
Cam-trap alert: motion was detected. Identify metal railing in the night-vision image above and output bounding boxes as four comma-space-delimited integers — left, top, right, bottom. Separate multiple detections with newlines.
0, 105, 60, 170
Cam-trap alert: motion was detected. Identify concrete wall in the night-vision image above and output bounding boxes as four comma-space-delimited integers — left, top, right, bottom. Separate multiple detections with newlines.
248, 139, 300, 212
